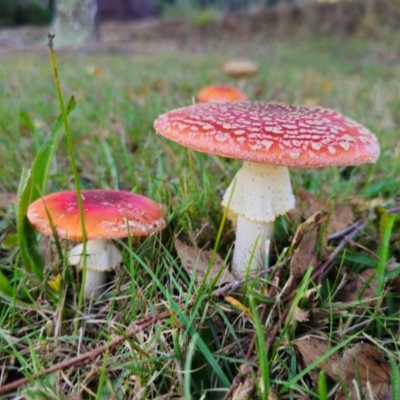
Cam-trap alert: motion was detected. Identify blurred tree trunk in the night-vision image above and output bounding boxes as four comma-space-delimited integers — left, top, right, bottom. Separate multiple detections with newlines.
52, 0, 98, 48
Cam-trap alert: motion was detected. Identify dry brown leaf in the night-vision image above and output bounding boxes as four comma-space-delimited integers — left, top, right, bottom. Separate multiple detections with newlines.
331, 204, 354, 234
289, 187, 354, 234
174, 239, 234, 286
335, 343, 391, 400
290, 210, 328, 288
295, 335, 341, 381
291, 306, 309, 324
349, 195, 387, 209
337, 269, 377, 308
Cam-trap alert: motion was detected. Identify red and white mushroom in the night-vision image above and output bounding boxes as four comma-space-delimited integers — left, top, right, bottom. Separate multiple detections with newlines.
222, 60, 258, 89
196, 85, 247, 103
28, 189, 166, 297
154, 102, 380, 279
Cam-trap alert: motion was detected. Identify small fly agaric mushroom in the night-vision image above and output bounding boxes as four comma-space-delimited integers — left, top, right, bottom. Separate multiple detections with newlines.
154, 102, 380, 279
197, 85, 247, 103
28, 189, 166, 297
222, 59, 258, 89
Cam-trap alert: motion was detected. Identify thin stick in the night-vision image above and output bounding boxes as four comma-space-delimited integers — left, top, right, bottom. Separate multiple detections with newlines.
0, 311, 170, 395
212, 266, 273, 297
314, 204, 400, 282
0, 266, 273, 395
313, 220, 366, 283
5, 204, 397, 396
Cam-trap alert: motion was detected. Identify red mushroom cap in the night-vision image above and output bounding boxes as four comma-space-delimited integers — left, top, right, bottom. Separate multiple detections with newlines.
154, 102, 380, 167
27, 190, 166, 241
197, 85, 248, 103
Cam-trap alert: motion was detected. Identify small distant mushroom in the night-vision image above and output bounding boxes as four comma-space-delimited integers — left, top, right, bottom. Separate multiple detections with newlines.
28, 189, 166, 297
197, 85, 247, 103
154, 102, 380, 279
222, 59, 258, 89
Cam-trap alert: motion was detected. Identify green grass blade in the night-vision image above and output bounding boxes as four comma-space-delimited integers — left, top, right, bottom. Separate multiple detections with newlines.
250, 296, 269, 398
0, 269, 14, 297
318, 370, 328, 400
17, 168, 44, 281
376, 213, 395, 299
29, 97, 76, 202
388, 354, 400, 400
102, 140, 120, 190
172, 303, 230, 387
184, 333, 198, 400
281, 334, 356, 393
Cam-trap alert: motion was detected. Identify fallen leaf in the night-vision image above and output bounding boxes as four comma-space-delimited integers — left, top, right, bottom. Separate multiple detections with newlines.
335, 343, 391, 400
289, 187, 354, 234
232, 365, 255, 400
290, 306, 309, 324
290, 210, 329, 288
337, 269, 377, 309
330, 204, 354, 234
174, 239, 234, 286
295, 335, 341, 381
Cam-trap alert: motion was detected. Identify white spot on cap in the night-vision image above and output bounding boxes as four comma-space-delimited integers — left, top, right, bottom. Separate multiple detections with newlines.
360, 136, 371, 144
339, 141, 350, 151
216, 134, 229, 142
290, 151, 301, 159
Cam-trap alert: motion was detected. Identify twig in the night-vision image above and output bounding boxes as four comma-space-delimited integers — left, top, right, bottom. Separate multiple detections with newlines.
4, 205, 398, 396
212, 266, 273, 297
312, 221, 366, 283
0, 266, 274, 396
327, 219, 366, 241
223, 202, 400, 399
315, 204, 400, 283
0, 310, 171, 396
327, 204, 400, 242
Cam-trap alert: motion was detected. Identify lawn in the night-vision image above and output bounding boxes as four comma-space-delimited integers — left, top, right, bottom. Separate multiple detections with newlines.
0, 27, 399, 399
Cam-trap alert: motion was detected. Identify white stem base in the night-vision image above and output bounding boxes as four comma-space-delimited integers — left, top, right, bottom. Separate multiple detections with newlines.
83, 269, 108, 298
68, 239, 122, 298
221, 162, 295, 278
231, 216, 274, 279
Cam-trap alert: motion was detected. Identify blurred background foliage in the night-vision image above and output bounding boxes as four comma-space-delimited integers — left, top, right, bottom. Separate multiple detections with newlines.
2, 0, 398, 30
0, 0, 54, 27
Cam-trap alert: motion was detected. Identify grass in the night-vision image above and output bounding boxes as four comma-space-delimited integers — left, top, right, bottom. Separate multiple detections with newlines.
0, 28, 399, 399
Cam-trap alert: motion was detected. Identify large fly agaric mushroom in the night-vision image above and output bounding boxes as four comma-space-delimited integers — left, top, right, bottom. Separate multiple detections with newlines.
154, 102, 380, 279
28, 189, 166, 297
197, 85, 247, 103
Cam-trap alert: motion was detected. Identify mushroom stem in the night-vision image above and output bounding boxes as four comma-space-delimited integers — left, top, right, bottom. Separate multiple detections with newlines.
83, 269, 109, 298
68, 239, 122, 298
222, 161, 295, 278
231, 217, 273, 279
